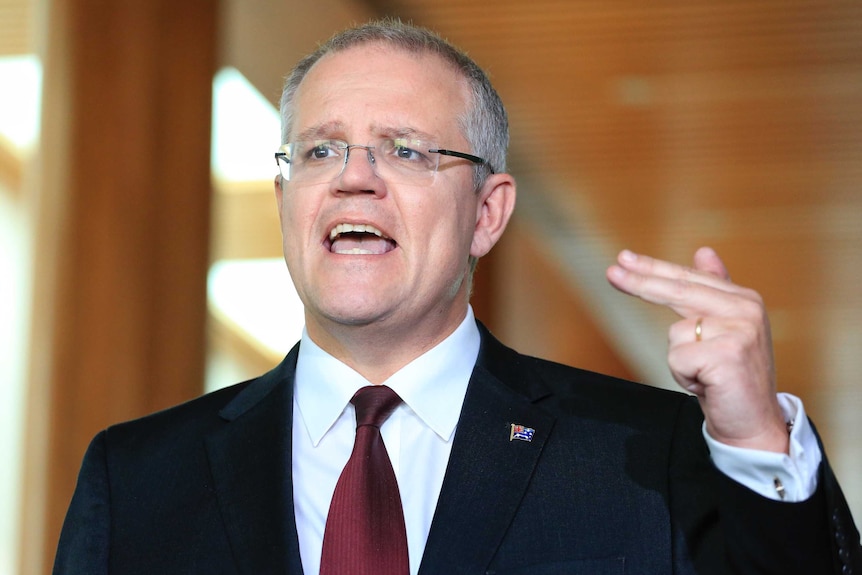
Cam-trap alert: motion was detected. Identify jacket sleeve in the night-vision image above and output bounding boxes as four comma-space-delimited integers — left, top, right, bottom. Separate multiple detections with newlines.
713, 422, 862, 574
714, 466, 836, 573
52, 431, 111, 575
669, 397, 861, 574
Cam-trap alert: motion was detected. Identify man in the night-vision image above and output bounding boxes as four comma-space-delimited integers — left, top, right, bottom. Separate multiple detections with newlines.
54, 18, 860, 574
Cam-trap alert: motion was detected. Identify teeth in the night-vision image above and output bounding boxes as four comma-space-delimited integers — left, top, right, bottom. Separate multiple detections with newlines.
334, 247, 376, 255
329, 223, 386, 240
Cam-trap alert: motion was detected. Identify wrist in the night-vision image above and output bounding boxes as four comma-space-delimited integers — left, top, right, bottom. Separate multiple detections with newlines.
707, 420, 791, 454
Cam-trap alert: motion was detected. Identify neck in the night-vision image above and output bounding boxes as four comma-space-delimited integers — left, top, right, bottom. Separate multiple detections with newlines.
305, 304, 470, 384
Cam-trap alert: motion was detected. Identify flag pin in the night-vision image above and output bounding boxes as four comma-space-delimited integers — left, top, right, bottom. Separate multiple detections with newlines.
509, 423, 535, 442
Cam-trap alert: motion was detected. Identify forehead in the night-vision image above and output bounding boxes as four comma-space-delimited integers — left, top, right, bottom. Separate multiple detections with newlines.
291, 43, 471, 140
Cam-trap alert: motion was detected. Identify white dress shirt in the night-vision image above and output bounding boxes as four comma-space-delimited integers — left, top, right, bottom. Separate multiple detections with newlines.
292, 308, 479, 575
291, 306, 820, 575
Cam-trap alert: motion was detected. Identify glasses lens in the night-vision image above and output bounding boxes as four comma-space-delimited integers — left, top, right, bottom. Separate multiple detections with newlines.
377, 139, 439, 181
278, 139, 441, 185
275, 152, 291, 181
283, 140, 347, 184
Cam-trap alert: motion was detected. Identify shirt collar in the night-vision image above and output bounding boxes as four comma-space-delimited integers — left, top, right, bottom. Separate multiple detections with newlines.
294, 307, 481, 446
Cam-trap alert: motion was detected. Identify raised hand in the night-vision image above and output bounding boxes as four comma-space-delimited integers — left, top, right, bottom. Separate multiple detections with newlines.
606, 247, 789, 453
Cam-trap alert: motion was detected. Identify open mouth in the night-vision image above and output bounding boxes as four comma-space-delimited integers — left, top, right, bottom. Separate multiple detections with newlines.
327, 223, 397, 255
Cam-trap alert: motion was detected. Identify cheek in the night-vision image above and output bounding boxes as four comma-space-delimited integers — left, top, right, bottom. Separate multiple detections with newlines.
278, 205, 318, 283
454, 192, 482, 244
421, 174, 477, 225
422, 196, 480, 269
280, 189, 303, 223
280, 191, 319, 246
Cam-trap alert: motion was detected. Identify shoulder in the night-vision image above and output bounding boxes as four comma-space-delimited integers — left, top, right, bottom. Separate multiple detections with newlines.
524, 352, 700, 433
101, 349, 297, 454
476, 322, 702, 432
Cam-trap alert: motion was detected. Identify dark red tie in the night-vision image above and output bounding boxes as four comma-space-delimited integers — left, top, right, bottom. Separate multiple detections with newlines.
320, 385, 409, 575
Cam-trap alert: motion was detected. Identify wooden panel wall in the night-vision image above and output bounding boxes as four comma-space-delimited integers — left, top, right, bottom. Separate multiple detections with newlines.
21, 0, 216, 571
473, 223, 636, 381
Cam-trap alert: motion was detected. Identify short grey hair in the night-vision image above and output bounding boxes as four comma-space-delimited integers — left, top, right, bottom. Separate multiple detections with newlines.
279, 18, 509, 189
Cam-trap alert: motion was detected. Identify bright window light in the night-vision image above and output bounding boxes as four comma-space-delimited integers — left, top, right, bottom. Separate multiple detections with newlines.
0, 54, 42, 151
209, 67, 304, 380
0, 188, 29, 575
211, 67, 281, 182
208, 258, 304, 358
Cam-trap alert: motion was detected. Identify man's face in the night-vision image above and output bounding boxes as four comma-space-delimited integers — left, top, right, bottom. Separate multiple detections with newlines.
276, 44, 494, 348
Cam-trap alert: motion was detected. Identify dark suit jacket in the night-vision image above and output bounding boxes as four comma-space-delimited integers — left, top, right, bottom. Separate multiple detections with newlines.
54, 323, 861, 574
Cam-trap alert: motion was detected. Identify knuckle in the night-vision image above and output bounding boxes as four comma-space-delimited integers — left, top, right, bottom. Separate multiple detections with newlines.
670, 278, 693, 300
723, 327, 757, 358
739, 287, 765, 308
736, 298, 765, 321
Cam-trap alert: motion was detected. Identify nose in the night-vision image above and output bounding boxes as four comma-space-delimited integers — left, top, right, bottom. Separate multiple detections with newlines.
336, 144, 383, 193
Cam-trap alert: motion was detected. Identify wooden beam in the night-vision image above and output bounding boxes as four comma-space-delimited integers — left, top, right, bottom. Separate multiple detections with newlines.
20, 0, 217, 571
211, 180, 283, 261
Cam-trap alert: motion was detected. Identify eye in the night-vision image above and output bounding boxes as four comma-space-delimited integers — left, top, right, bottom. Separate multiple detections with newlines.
393, 144, 420, 161
301, 140, 343, 162
388, 139, 433, 168
311, 145, 331, 159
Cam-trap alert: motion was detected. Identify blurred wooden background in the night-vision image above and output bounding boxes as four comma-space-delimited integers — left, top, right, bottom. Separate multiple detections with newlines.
2, 0, 859, 572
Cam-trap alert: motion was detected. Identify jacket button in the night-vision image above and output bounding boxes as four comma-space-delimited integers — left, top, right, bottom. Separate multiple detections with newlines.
836, 530, 847, 546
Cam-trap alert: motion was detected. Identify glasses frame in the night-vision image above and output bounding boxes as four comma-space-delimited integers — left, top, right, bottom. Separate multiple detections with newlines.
274, 140, 495, 184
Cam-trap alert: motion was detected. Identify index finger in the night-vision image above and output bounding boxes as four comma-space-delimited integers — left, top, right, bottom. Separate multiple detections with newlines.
613, 249, 743, 294
606, 250, 757, 318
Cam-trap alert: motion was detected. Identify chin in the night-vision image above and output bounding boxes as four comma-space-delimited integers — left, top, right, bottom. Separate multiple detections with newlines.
316, 298, 396, 328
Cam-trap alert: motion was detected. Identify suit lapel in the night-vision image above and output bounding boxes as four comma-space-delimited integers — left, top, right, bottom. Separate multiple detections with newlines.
419, 326, 556, 574
204, 348, 305, 575
202, 327, 554, 574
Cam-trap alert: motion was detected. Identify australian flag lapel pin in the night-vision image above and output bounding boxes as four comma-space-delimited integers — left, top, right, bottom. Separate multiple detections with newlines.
509, 423, 535, 442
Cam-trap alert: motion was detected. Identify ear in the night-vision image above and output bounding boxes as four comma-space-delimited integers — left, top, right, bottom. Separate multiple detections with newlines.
470, 173, 516, 259
274, 176, 285, 224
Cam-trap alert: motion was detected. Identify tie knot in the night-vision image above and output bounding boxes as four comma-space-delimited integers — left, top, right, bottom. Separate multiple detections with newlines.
351, 385, 402, 428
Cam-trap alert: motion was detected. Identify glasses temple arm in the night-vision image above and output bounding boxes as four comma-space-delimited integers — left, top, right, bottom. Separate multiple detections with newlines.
429, 149, 495, 173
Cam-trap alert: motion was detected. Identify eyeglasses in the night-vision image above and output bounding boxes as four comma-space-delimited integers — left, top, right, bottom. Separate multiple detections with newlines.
274, 138, 494, 186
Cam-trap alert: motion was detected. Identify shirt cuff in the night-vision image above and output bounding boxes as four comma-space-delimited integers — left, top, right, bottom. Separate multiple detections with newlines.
703, 393, 822, 502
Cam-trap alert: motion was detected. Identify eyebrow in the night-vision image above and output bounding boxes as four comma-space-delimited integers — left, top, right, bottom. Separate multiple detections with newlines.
293, 121, 438, 143
378, 126, 437, 142
294, 120, 347, 143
